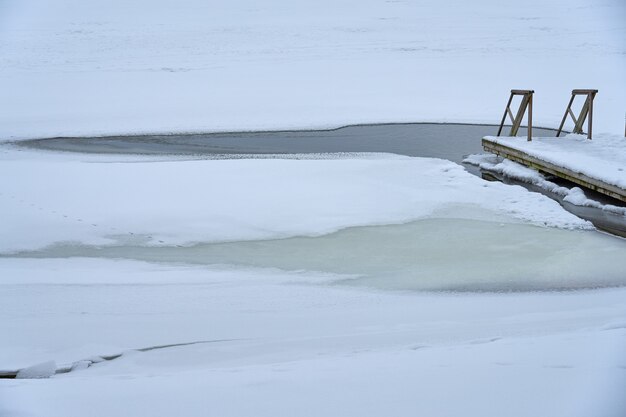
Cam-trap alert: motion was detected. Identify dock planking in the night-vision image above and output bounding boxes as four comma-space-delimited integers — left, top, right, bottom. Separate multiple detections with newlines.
482, 137, 626, 203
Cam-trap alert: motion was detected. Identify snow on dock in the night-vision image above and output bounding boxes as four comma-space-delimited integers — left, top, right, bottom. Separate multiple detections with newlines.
482, 134, 626, 203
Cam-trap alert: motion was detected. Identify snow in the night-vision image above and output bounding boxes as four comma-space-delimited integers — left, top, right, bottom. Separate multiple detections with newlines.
484, 133, 626, 190
1, 257, 625, 417
1, 145, 625, 415
1, 0, 625, 140
2, 0, 626, 415
0, 148, 593, 254
14, 361, 56, 379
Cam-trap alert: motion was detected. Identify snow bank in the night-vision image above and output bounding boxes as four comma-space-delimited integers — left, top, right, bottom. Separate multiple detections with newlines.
15, 361, 56, 379
0, 150, 591, 253
1, 0, 624, 140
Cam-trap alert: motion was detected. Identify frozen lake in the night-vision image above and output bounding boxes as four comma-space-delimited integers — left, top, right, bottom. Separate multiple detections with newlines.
6, 123, 626, 293
9, 218, 626, 292
2, 122, 625, 417
2, 0, 625, 415
17, 123, 626, 236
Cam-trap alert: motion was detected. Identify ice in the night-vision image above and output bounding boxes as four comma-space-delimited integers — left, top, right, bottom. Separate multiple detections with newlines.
601, 321, 626, 331
1, 257, 626, 417
1, 0, 624, 139
15, 361, 57, 379
465, 153, 626, 215
16, 218, 626, 292
0, 151, 592, 253
70, 361, 92, 372
1, 0, 625, 415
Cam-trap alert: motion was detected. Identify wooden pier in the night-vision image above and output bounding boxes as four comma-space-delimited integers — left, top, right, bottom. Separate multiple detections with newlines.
482, 137, 626, 203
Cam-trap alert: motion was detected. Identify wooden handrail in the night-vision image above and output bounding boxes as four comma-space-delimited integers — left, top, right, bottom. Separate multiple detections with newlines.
556, 90, 598, 139
497, 90, 534, 141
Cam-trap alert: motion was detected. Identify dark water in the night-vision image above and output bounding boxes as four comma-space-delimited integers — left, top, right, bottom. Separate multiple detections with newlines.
16, 123, 626, 236
19, 123, 554, 163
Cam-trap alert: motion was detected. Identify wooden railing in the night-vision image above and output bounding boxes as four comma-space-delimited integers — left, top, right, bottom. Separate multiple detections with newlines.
556, 89, 598, 139
497, 90, 534, 141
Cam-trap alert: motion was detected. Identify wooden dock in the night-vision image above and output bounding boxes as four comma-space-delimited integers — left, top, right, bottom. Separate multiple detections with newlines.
482, 138, 626, 203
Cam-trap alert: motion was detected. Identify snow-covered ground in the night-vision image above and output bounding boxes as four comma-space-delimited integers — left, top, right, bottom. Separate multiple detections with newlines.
2, 1, 626, 416
1, 0, 624, 139
1, 257, 625, 417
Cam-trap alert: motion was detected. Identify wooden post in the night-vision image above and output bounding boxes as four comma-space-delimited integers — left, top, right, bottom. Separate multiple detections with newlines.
557, 94, 575, 137
528, 93, 533, 141
556, 89, 598, 139
587, 91, 597, 139
573, 96, 590, 134
497, 94, 514, 137
497, 90, 534, 141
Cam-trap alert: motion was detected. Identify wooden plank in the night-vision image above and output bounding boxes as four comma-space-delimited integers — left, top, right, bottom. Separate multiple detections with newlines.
510, 94, 530, 137
572, 89, 598, 94
481, 138, 626, 203
587, 92, 595, 139
497, 93, 515, 136
499, 90, 534, 139
557, 94, 576, 137
573, 96, 590, 134
506, 108, 515, 124
567, 108, 578, 125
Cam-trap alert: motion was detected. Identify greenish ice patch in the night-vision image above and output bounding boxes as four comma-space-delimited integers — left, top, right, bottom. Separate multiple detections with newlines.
8, 218, 626, 292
